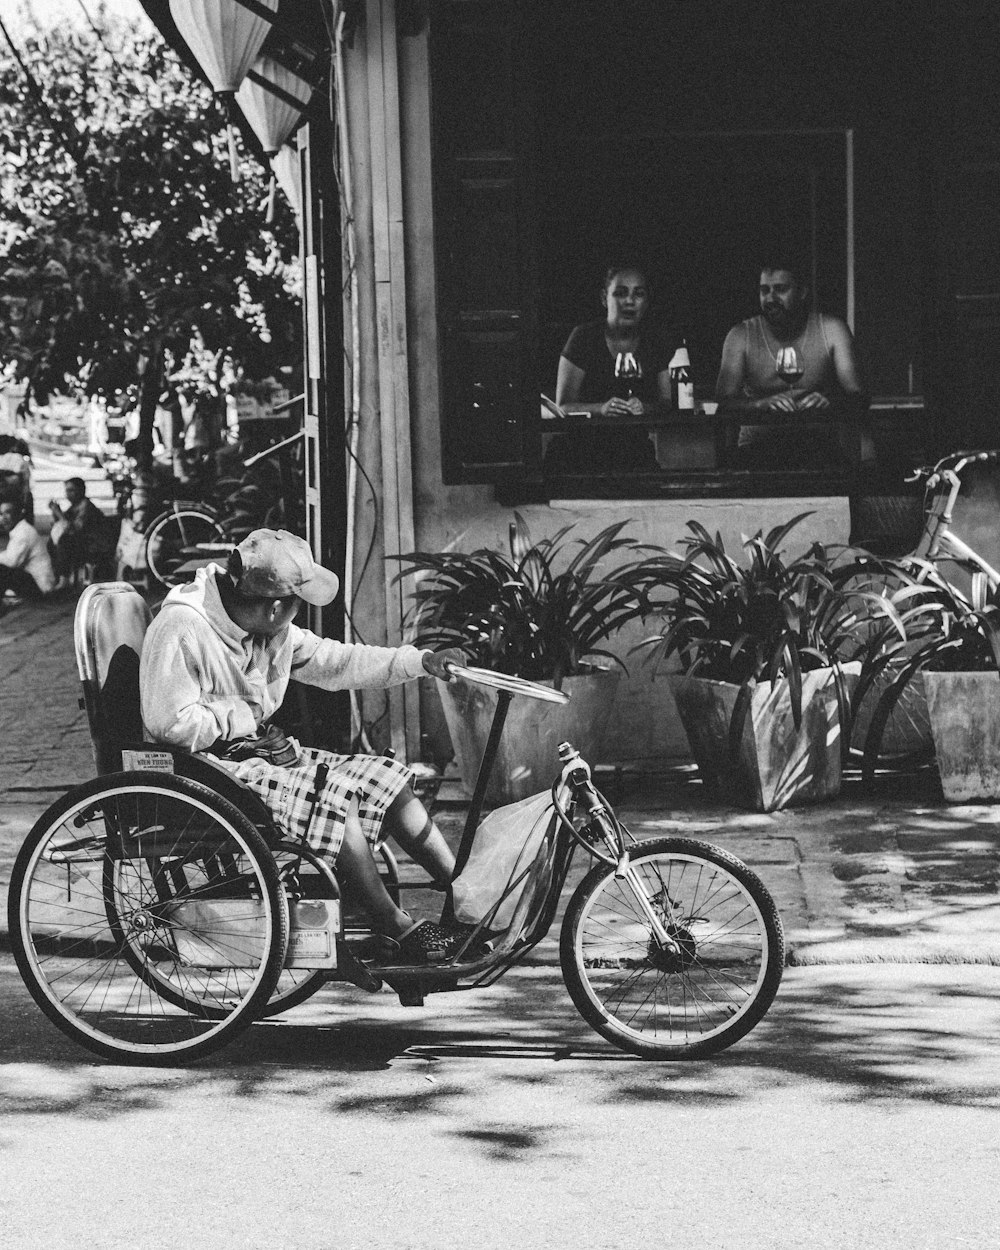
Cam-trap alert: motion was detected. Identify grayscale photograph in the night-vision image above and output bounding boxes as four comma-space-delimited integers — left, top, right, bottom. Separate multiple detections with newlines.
1, 1, 998, 1246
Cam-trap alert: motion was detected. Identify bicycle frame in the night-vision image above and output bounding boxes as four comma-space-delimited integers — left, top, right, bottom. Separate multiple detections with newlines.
332, 669, 682, 995
909, 450, 1000, 602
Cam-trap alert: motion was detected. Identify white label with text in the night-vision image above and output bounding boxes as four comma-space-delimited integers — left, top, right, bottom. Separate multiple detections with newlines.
121, 750, 175, 773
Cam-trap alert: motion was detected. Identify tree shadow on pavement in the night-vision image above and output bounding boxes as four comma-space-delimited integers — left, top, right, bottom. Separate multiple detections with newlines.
719, 967, 1000, 1108
3, 959, 999, 1133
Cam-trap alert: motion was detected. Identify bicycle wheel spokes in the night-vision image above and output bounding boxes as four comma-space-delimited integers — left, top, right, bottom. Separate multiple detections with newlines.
11, 775, 286, 1063
561, 838, 784, 1059
256, 844, 340, 1018
108, 855, 274, 1015
586, 865, 759, 1008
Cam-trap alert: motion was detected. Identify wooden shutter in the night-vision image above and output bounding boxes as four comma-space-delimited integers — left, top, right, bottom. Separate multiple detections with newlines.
430, 1, 539, 483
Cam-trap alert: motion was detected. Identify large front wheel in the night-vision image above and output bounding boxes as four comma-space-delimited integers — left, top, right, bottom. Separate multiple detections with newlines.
560, 837, 784, 1060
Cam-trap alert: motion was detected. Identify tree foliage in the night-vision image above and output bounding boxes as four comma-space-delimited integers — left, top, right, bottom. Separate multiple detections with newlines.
0, 12, 301, 408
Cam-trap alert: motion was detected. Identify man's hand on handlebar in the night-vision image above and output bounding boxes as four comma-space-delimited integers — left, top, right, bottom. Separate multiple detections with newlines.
422, 647, 468, 681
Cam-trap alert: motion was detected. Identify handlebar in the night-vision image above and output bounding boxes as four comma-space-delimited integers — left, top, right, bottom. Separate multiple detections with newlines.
443, 663, 571, 705
551, 741, 629, 869
905, 448, 1000, 484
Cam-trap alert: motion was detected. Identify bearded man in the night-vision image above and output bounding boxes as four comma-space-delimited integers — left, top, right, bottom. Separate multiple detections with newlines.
715, 260, 868, 469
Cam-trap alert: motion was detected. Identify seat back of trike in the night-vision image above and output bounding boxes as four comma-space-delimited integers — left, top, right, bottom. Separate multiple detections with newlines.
73, 581, 277, 834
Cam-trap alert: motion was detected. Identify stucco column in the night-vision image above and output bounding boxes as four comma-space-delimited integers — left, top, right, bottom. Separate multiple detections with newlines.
341, 0, 418, 759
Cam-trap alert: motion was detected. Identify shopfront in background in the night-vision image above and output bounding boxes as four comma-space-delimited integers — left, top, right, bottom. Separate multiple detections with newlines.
141, 0, 1000, 762
428, 0, 996, 538
407, 0, 996, 759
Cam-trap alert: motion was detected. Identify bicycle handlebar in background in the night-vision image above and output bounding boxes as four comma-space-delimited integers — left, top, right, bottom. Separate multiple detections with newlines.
905, 448, 1000, 483
269, 392, 305, 415
243, 428, 305, 467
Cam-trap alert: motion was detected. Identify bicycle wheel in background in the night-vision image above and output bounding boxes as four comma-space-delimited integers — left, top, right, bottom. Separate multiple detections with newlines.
9, 772, 288, 1065
850, 666, 933, 771
840, 562, 935, 772
560, 837, 784, 1060
144, 506, 227, 588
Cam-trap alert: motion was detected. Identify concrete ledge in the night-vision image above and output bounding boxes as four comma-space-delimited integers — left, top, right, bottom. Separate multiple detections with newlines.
790, 941, 1000, 966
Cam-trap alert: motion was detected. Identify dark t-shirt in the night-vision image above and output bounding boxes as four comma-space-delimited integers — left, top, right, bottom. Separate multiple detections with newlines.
545, 320, 670, 475
561, 320, 671, 404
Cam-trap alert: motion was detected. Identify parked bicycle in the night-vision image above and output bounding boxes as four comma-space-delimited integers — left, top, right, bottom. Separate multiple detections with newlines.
849, 448, 1000, 770
114, 426, 306, 588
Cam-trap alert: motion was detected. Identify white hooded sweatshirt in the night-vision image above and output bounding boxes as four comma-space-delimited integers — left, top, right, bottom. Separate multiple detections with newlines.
140, 565, 428, 753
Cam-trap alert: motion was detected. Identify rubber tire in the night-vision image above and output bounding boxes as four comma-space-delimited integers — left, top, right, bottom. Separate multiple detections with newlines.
144, 507, 226, 588
840, 564, 935, 771
259, 842, 341, 1017
9, 772, 288, 1065
560, 837, 784, 1060
261, 842, 399, 1018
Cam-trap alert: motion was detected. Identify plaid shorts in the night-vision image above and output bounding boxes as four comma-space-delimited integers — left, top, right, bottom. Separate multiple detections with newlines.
214, 743, 413, 863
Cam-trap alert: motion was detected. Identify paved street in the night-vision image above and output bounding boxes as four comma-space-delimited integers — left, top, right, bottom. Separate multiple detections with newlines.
3, 495, 1000, 1247
1, 958, 999, 1248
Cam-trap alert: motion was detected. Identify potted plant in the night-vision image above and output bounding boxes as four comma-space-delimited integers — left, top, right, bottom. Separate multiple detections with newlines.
632, 516, 905, 812
392, 515, 652, 802
862, 567, 1000, 801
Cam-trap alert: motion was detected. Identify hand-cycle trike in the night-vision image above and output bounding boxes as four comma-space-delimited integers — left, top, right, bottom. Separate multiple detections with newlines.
8, 582, 784, 1065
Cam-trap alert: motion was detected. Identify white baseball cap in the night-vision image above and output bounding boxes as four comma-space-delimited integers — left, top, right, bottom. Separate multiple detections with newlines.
230, 529, 340, 606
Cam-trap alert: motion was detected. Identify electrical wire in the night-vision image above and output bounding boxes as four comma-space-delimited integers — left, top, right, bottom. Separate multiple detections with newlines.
343, 417, 379, 627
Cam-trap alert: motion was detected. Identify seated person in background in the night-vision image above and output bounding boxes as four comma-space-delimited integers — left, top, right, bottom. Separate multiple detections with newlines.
544, 262, 672, 476
0, 433, 34, 523
48, 476, 116, 588
0, 491, 56, 606
715, 258, 868, 470
140, 528, 482, 965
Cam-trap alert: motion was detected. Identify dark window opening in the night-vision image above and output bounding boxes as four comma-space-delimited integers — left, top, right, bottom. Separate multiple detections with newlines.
429, 1, 993, 512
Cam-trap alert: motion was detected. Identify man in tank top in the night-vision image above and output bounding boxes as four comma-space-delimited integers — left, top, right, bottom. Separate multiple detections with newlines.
714, 260, 868, 470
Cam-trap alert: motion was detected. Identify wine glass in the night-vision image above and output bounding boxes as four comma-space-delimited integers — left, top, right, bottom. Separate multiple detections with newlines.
775, 346, 804, 388
615, 351, 641, 398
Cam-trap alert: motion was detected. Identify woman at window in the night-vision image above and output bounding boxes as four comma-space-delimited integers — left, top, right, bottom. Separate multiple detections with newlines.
544, 262, 673, 476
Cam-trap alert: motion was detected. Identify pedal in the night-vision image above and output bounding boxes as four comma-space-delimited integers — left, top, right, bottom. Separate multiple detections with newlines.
396, 984, 425, 1007
336, 944, 383, 993
353, 932, 401, 963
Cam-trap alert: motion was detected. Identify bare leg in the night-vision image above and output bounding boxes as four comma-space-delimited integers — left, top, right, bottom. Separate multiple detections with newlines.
383, 785, 455, 888
335, 796, 412, 938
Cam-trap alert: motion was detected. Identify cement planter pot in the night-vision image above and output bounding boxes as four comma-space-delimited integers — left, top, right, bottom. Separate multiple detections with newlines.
670, 666, 850, 813
924, 670, 1000, 802
438, 670, 621, 804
